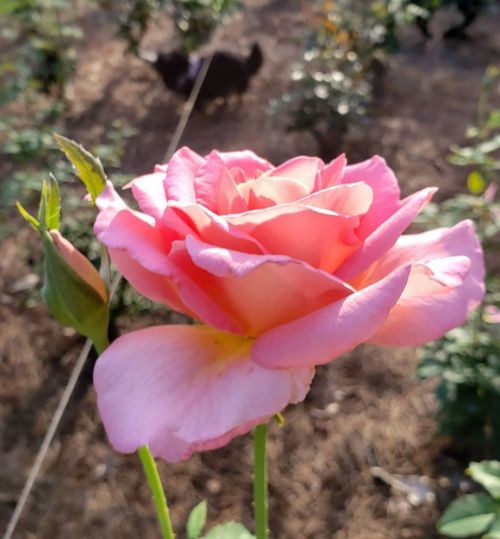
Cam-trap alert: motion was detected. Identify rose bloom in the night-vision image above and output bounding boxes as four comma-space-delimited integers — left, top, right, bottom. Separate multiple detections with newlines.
94, 148, 484, 462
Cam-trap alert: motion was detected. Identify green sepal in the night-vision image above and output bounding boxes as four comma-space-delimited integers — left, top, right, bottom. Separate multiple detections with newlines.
41, 231, 109, 353
16, 201, 40, 230
54, 133, 107, 204
38, 175, 61, 230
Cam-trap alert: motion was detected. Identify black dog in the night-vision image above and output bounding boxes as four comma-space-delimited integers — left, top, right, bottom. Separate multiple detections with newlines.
414, 0, 490, 39
140, 43, 263, 108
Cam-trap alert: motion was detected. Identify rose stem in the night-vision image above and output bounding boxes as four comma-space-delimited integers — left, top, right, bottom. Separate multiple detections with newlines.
253, 423, 269, 539
137, 446, 175, 539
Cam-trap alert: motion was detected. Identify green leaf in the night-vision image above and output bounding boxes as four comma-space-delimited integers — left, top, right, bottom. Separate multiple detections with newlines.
203, 522, 255, 539
469, 462, 500, 499
467, 170, 486, 194
484, 516, 500, 538
54, 134, 107, 204
16, 201, 40, 230
438, 493, 498, 537
187, 500, 208, 539
38, 176, 61, 230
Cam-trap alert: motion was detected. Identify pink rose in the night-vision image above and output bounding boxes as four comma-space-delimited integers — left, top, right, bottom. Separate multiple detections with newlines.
93, 147, 484, 462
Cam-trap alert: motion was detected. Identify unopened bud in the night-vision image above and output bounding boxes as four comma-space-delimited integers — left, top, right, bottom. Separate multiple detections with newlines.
48, 230, 107, 302
42, 230, 109, 352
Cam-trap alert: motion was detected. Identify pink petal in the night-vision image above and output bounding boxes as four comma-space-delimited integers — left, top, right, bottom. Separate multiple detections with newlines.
318, 154, 347, 190
183, 236, 355, 335
335, 187, 437, 281
227, 203, 362, 273
95, 183, 179, 276
296, 182, 373, 215
94, 325, 313, 462
217, 168, 248, 214
341, 156, 401, 237
108, 248, 192, 315
367, 220, 485, 346
96, 201, 175, 275
95, 180, 128, 215
238, 176, 310, 210
164, 203, 265, 254
125, 171, 168, 219
252, 264, 411, 369
271, 156, 322, 193
193, 151, 248, 214
193, 151, 225, 212
95, 184, 240, 332
216, 150, 273, 177
164, 147, 204, 203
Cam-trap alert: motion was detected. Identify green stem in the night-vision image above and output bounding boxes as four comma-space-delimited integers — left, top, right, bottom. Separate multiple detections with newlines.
253, 423, 269, 539
138, 446, 175, 539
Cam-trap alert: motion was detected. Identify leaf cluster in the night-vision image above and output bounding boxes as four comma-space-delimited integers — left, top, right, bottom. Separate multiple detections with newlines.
417, 323, 500, 456
169, 0, 240, 52
449, 66, 500, 186
96, 0, 240, 54
0, 0, 79, 101
273, 0, 422, 145
416, 64, 500, 457
438, 461, 500, 538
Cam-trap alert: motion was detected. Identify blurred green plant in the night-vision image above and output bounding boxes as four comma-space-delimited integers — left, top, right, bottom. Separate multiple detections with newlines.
97, 0, 240, 54
417, 316, 500, 456
273, 0, 423, 159
0, 0, 79, 103
449, 66, 500, 193
438, 461, 500, 538
169, 0, 240, 52
416, 66, 500, 458
91, 0, 166, 54
0, 120, 136, 209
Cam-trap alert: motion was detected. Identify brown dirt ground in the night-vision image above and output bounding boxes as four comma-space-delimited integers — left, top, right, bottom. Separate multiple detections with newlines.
1, 1, 500, 538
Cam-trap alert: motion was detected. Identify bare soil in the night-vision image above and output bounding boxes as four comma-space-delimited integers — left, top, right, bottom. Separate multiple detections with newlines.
1, 1, 500, 538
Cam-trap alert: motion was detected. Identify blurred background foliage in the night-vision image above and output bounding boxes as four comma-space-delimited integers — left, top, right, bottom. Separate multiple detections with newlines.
417, 64, 500, 460
272, 0, 429, 159
95, 0, 240, 53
